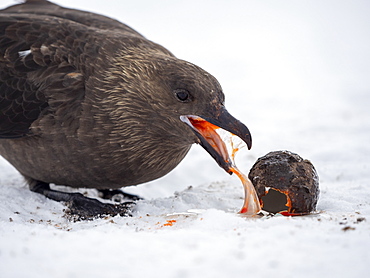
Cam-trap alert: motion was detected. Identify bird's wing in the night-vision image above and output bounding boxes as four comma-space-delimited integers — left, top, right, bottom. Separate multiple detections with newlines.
1, 0, 144, 38
0, 12, 103, 138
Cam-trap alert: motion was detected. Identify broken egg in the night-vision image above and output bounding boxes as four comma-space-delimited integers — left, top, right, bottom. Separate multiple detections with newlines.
248, 151, 319, 216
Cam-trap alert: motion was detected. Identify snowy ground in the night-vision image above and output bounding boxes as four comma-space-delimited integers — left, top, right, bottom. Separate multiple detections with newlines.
1, 0, 370, 277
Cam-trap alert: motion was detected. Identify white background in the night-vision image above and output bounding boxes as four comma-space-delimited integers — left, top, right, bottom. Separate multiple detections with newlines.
1, 1, 369, 277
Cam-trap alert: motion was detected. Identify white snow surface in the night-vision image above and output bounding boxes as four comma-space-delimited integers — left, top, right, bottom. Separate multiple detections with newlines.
1, 1, 370, 277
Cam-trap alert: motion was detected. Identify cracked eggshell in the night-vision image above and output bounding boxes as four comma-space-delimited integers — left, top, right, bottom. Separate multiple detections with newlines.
248, 151, 319, 215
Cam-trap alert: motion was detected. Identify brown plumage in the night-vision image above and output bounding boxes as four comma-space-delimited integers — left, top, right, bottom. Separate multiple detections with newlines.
0, 0, 252, 217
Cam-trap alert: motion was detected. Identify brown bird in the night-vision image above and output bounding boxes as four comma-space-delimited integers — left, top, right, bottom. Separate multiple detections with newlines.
0, 0, 252, 219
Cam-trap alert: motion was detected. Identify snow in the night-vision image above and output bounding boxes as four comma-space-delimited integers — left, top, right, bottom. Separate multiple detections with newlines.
1, 0, 370, 277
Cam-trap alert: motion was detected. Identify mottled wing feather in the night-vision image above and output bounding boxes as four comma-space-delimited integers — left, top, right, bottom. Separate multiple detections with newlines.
0, 14, 94, 138
1, 0, 144, 38
0, 0, 147, 138
0, 83, 47, 138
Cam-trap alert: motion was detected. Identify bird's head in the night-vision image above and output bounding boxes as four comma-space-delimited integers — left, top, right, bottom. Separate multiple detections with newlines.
101, 50, 252, 175
154, 57, 252, 174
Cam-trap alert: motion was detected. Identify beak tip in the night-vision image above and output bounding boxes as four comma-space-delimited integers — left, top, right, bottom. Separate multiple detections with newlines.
245, 133, 252, 150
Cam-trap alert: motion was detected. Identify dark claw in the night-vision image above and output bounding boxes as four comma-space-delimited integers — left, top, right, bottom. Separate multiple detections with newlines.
98, 189, 143, 201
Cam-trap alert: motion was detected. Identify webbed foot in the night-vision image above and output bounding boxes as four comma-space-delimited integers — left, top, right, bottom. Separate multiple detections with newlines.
29, 180, 135, 220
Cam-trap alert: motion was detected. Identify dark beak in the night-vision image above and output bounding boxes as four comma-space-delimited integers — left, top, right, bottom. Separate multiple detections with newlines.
180, 107, 252, 174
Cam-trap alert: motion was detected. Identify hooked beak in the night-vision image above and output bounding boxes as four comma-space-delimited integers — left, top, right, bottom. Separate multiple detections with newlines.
180, 107, 252, 174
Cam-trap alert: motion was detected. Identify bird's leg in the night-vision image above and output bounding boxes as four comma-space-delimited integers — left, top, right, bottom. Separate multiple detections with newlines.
29, 180, 135, 220
98, 189, 143, 202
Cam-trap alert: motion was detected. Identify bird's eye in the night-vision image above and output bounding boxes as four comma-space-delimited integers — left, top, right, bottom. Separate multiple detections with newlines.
174, 89, 192, 102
